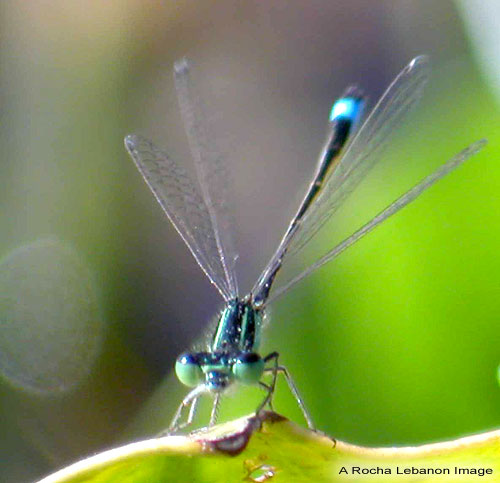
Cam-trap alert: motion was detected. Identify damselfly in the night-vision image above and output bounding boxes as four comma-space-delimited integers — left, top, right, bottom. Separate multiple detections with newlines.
125, 56, 486, 434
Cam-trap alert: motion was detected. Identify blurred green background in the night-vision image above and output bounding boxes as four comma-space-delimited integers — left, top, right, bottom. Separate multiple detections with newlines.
0, 1, 499, 481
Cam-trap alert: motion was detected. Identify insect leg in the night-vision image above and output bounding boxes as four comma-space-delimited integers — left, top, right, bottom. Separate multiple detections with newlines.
275, 364, 315, 430
255, 352, 280, 415
209, 393, 222, 427
165, 386, 204, 435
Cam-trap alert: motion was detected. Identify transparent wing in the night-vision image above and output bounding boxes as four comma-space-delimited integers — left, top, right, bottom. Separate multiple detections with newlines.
251, 56, 429, 300
174, 58, 238, 298
266, 139, 487, 305
288, 56, 430, 257
125, 134, 234, 301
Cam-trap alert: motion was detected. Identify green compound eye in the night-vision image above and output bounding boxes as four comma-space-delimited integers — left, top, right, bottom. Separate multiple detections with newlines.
232, 352, 264, 385
175, 353, 203, 387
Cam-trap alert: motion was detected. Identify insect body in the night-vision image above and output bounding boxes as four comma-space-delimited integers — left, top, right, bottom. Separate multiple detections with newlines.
125, 56, 486, 434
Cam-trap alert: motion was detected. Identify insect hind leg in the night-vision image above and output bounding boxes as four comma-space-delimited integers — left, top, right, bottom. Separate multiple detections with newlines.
258, 352, 315, 430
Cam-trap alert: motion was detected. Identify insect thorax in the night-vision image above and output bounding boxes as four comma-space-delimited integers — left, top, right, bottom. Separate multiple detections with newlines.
211, 299, 262, 354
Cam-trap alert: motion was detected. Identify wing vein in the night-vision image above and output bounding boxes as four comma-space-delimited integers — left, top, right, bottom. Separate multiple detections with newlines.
266, 139, 487, 305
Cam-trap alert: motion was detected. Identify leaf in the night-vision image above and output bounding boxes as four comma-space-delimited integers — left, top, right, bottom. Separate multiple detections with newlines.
38, 412, 500, 482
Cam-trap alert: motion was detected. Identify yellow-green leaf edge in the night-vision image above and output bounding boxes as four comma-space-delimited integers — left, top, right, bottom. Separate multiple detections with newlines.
38, 412, 500, 483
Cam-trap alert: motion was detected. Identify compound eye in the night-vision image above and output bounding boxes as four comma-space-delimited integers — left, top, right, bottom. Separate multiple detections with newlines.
175, 353, 203, 387
232, 352, 264, 385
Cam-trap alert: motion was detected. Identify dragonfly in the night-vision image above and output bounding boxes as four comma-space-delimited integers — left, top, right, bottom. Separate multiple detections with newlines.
125, 56, 486, 434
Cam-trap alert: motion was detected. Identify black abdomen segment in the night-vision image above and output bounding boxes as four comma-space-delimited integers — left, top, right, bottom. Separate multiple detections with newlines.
251, 90, 365, 306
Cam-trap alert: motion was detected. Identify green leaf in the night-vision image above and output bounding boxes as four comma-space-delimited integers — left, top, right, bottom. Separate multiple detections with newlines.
38, 412, 500, 482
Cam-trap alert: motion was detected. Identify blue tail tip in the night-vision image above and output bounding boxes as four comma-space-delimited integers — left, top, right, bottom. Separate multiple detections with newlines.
329, 90, 365, 123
